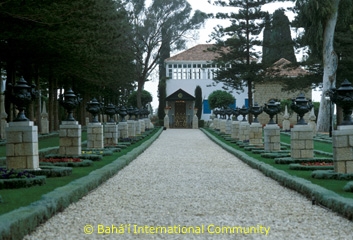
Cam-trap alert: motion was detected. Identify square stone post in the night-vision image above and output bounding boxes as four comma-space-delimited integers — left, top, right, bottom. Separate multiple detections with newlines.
118, 122, 128, 139
249, 122, 263, 146
87, 122, 103, 149
59, 121, 81, 156
239, 121, 250, 142
6, 121, 39, 169
225, 119, 232, 134
231, 120, 240, 140
213, 118, 219, 130
127, 120, 136, 137
192, 114, 198, 129
220, 119, 226, 133
139, 119, 145, 133
290, 125, 313, 159
264, 124, 280, 152
135, 120, 141, 135
332, 125, 353, 173
104, 122, 118, 146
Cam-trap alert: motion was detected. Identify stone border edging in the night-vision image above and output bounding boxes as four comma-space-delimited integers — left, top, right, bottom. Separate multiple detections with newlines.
201, 128, 353, 221
0, 127, 163, 240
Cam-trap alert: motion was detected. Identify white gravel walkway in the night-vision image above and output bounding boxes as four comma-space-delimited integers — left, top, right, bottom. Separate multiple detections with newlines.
25, 129, 352, 240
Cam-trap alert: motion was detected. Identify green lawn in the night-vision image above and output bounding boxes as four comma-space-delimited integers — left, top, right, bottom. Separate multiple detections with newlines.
206, 128, 352, 199
0, 128, 159, 215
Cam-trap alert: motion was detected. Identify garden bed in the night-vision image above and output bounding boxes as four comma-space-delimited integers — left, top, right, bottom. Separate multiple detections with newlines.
289, 163, 334, 171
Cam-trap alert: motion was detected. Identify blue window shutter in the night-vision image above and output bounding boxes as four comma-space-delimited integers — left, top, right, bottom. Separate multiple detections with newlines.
203, 100, 211, 114
245, 99, 249, 108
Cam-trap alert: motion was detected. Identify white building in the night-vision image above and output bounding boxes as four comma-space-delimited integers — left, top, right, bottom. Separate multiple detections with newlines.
165, 44, 248, 128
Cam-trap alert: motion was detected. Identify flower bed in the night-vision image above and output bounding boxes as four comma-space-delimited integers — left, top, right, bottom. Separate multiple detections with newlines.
289, 162, 334, 171
40, 156, 93, 167
41, 157, 81, 163
0, 168, 46, 189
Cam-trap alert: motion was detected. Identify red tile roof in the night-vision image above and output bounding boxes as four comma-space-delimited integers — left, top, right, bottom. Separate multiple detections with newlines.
165, 44, 220, 62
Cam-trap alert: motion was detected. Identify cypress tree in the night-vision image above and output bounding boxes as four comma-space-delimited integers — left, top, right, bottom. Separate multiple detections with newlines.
262, 9, 296, 66
194, 85, 202, 120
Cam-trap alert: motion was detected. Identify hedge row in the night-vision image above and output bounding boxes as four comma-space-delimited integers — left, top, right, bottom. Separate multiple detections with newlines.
0, 176, 46, 189
311, 170, 353, 180
0, 127, 163, 240
201, 129, 353, 220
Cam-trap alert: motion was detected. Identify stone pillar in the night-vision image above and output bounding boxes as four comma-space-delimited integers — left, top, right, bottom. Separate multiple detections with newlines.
164, 108, 170, 129
249, 122, 263, 146
0, 93, 8, 140
135, 120, 141, 135
282, 105, 290, 131
139, 119, 145, 133
239, 121, 250, 142
332, 125, 353, 173
118, 122, 128, 139
213, 118, 219, 130
127, 120, 136, 137
59, 121, 81, 156
104, 123, 118, 146
144, 118, 150, 130
308, 108, 317, 136
231, 120, 240, 140
40, 101, 49, 134
220, 119, 226, 133
6, 121, 39, 169
291, 125, 313, 159
225, 119, 232, 134
87, 122, 104, 149
264, 124, 281, 152
192, 114, 198, 129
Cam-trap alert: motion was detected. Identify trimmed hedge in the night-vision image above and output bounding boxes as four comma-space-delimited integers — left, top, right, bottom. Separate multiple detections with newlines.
0, 127, 162, 240
275, 157, 333, 164
202, 128, 353, 221
311, 170, 353, 180
27, 166, 72, 177
343, 182, 353, 192
40, 160, 93, 168
0, 176, 46, 189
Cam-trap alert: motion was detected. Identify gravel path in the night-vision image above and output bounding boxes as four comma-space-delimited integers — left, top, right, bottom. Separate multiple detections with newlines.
24, 129, 352, 240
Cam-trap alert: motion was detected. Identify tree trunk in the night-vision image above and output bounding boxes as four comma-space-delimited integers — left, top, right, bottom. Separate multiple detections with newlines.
316, 0, 340, 133
137, 79, 143, 109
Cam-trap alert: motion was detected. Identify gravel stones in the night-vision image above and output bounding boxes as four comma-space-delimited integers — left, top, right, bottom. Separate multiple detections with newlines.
24, 129, 353, 240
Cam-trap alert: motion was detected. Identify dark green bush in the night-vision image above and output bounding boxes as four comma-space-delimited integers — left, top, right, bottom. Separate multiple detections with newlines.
0, 176, 46, 189
343, 182, 353, 192
27, 166, 72, 177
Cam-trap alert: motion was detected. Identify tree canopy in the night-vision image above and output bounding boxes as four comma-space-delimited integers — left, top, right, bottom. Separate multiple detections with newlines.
208, 0, 273, 114
124, 0, 208, 108
208, 90, 235, 109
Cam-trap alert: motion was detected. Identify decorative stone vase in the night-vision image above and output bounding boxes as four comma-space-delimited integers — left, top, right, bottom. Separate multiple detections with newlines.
329, 79, 353, 125
86, 98, 102, 123
6, 76, 38, 121
58, 88, 81, 121
264, 99, 281, 124
290, 93, 313, 125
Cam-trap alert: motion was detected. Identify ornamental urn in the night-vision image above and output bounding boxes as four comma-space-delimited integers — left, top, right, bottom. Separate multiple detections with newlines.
6, 77, 38, 121
58, 88, 81, 121
290, 93, 313, 125
263, 99, 281, 124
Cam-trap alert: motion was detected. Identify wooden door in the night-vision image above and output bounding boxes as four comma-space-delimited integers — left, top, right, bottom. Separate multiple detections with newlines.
175, 101, 186, 128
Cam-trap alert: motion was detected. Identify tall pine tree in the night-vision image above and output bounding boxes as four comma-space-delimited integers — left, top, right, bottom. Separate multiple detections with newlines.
209, 0, 272, 120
